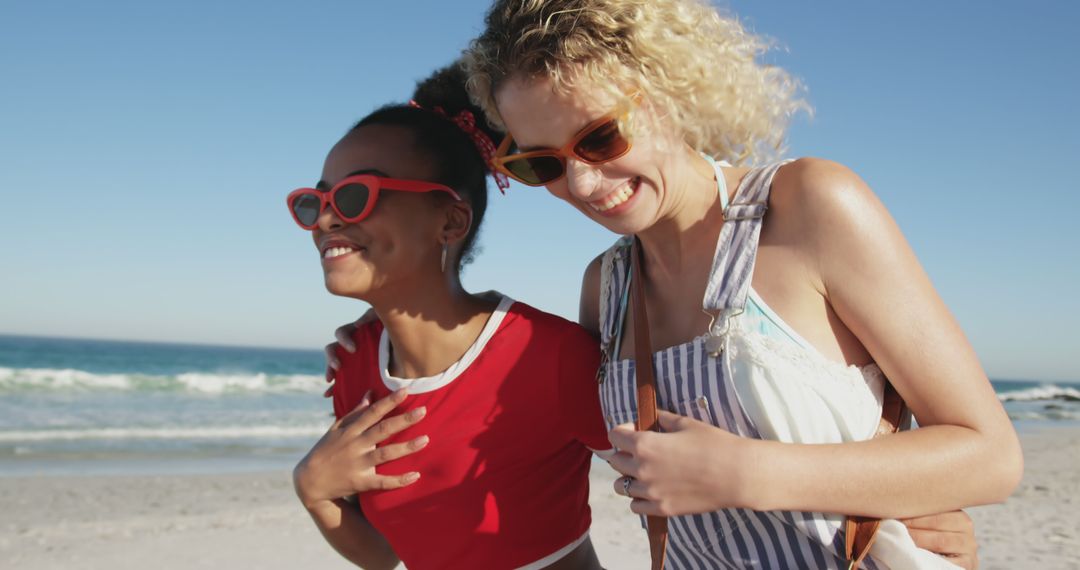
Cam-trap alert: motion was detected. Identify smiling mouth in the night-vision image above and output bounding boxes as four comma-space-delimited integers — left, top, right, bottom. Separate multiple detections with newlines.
321, 244, 366, 260
323, 247, 354, 259
589, 177, 641, 213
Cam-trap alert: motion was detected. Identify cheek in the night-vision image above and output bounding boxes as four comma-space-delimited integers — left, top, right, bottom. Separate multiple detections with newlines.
544, 180, 572, 202
379, 234, 432, 264
611, 145, 655, 173
368, 215, 441, 266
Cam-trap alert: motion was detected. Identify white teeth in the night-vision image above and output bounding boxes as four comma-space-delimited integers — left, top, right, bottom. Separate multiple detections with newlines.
323, 246, 357, 259
590, 179, 638, 213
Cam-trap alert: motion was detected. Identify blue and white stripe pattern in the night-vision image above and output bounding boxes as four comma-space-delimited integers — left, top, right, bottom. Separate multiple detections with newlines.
597, 161, 883, 569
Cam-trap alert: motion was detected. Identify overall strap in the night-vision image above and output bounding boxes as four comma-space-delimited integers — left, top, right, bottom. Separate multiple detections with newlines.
597, 237, 633, 381
702, 161, 791, 354
598, 237, 632, 351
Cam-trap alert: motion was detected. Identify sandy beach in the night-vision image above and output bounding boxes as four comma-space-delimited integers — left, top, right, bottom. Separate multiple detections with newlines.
2, 428, 1077, 570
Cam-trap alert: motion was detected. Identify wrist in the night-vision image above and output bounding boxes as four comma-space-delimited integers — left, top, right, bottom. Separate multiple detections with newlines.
737, 439, 785, 511
292, 460, 325, 509
722, 437, 775, 511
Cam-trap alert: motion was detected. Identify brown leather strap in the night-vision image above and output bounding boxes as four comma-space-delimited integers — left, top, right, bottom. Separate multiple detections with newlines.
844, 380, 908, 569
630, 237, 668, 570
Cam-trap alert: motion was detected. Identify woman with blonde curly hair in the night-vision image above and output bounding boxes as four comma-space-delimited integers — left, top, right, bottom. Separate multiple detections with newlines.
452, 0, 1022, 567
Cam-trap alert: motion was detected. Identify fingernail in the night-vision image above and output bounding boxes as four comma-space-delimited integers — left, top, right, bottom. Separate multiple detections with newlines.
408, 407, 427, 421
403, 472, 420, 484
394, 388, 410, 398
412, 435, 430, 449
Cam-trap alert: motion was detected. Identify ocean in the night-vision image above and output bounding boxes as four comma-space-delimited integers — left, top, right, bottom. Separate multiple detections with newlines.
1, 334, 1077, 477
0, 335, 328, 477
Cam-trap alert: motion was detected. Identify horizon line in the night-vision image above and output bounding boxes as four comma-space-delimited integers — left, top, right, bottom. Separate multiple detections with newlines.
0, 331, 320, 354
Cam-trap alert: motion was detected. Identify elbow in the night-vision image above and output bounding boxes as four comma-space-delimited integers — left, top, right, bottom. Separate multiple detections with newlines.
999, 442, 1025, 502
291, 459, 313, 505
983, 430, 1025, 504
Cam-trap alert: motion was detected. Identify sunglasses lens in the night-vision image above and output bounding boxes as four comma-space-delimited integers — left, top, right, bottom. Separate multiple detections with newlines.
334, 183, 371, 220
503, 155, 565, 185
292, 194, 322, 227
573, 119, 628, 163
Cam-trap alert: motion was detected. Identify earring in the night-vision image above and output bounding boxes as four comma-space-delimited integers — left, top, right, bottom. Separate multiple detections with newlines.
441, 241, 449, 273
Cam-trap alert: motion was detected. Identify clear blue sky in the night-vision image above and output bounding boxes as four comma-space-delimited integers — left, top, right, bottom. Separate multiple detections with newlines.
1, 1, 1077, 381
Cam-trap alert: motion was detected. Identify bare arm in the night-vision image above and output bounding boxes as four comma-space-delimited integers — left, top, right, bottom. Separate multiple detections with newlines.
752, 158, 1021, 515
293, 390, 428, 568
609, 159, 1021, 520
300, 497, 399, 569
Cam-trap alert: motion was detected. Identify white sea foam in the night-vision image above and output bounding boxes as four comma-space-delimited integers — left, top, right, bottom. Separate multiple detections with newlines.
0, 367, 132, 390
0, 424, 328, 442
1007, 409, 1080, 422
0, 367, 325, 394
997, 384, 1080, 403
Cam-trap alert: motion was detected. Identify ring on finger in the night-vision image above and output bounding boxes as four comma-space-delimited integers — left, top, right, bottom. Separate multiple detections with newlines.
622, 476, 634, 497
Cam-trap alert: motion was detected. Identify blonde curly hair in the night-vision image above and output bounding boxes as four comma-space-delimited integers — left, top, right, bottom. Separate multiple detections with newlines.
463, 0, 809, 165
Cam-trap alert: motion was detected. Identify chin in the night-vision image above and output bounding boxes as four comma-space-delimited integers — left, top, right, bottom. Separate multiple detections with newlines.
579, 206, 651, 237
323, 274, 374, 300
572, 190, 658, 236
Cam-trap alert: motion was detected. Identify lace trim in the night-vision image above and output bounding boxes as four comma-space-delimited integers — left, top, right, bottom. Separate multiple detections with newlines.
725, 323, 886, 402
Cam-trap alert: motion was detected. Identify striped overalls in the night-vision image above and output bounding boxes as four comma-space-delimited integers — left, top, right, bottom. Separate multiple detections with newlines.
597, 161, 884, 570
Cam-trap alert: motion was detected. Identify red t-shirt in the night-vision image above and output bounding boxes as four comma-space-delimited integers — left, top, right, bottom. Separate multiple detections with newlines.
333, 298, 611, 570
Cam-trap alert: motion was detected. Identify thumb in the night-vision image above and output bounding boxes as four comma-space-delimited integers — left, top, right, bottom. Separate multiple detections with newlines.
657, 409, 692, 432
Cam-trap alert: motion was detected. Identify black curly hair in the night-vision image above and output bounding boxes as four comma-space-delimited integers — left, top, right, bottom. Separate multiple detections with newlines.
351, 61, 503, 270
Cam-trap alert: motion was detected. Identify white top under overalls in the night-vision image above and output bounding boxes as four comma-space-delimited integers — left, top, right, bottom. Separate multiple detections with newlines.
596, 158, 961, 569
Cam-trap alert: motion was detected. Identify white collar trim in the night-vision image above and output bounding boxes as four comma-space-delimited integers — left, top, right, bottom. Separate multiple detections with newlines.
379, 296, 515, 394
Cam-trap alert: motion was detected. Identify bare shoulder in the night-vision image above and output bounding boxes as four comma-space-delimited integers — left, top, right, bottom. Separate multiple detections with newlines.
769, 158, 895, 247
767, 157, 907, 287
578, 252, 606, 336
769, 157, 881, 225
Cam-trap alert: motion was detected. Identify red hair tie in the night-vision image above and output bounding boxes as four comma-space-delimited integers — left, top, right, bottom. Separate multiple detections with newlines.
409, 100, 509, 194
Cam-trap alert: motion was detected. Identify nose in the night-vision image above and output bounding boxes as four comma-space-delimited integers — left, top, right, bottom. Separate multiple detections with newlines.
563, 158, 603, 202
316, 202, 345, 232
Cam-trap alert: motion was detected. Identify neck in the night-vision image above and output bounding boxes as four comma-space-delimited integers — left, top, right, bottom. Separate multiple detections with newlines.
636, 147, 728, 280
369, 274, 498, 379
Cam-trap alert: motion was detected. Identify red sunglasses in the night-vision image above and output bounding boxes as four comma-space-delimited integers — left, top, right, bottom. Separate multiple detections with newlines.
287, 174, 461, 230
